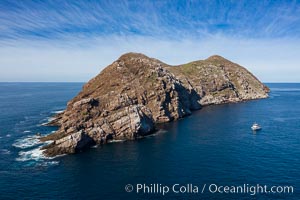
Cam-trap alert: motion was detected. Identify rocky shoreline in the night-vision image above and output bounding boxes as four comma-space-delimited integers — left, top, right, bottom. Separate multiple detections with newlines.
40, 53, 269, 157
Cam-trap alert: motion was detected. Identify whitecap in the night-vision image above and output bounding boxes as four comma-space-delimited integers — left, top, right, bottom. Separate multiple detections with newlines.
6, 134, 11, 137
16, 147, 65, 162
16, 148, 46, 162
12, 135, 41, 149
23, 130, 31, 133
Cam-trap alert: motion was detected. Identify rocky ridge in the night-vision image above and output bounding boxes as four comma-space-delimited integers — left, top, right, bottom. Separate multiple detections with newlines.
41, 53, 269, 156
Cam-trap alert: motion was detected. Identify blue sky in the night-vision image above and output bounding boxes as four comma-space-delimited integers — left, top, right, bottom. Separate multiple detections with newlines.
0, 0, 300, 82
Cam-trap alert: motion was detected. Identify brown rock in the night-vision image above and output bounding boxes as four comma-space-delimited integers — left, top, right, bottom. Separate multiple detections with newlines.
41, 53, 269, 156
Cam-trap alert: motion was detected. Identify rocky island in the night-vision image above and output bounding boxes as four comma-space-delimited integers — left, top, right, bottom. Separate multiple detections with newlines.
41, 53, 269, 157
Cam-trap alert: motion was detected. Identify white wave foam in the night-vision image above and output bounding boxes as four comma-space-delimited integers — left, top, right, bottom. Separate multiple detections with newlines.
144, 129, 167, 138
49, 153, 66, 159
108, 139, 125, 143
23, 130, 31, 133
156, 129, 168, 134
144, 134, 158, 138
36, 161, 60, 167
47, 117, 56, 122
39, 115, 57, 126
12, 135, 41, 149
16, 147, 65, 162
16, 148, 46, 161
51, 110, 64, 114
6, 134, 11, 137
91, 144, 100, 148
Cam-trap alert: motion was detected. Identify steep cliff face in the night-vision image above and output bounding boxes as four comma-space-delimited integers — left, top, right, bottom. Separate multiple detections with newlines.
168, 55, 269, 105
41, 53, 269, 156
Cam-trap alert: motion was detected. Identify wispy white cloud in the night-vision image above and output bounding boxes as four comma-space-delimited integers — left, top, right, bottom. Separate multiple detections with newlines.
1, 0, 300, 43
0, 0, 300, 82
1, 35, 299, 82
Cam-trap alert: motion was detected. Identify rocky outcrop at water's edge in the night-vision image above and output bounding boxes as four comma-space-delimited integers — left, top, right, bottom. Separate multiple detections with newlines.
41, 53, 269, 156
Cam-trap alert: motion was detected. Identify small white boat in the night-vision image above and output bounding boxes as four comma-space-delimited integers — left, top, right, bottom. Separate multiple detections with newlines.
251, 123, 262, 131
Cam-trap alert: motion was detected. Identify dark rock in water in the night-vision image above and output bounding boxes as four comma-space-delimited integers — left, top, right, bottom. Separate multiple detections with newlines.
41, 130, 95, 157
41, 53, 269, 156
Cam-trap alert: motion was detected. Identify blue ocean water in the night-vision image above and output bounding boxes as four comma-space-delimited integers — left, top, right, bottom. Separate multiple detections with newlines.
0, 82, 299, 199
